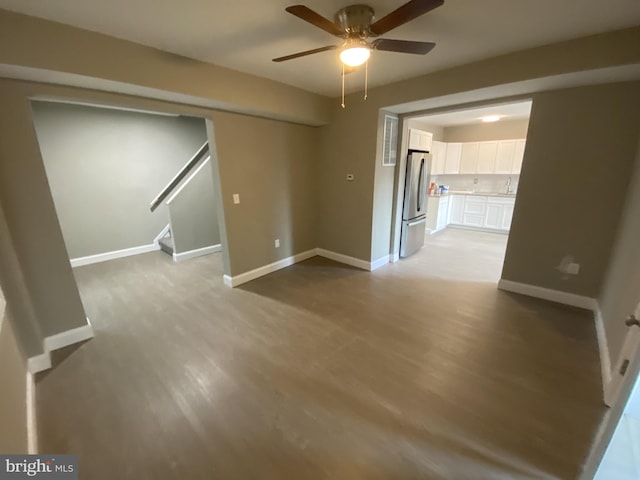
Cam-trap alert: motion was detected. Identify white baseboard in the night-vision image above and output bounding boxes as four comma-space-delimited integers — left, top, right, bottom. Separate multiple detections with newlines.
426, 226, 446, 235
315, 248, 370, 271
497, 279, 598, 310
173, 244, 221, 263
28, 318, 95, 374
224, 249, 317, 287
26, 372, 37, 454
370, 255, 390, 271
223, 248, 380, 288
594, 305, 612, 403
389, 253, 399, 263
70, 243, 158, 268
448, 224, 509, 235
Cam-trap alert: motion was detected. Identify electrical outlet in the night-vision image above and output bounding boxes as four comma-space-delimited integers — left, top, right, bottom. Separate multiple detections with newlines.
275, 239, 280, 248
567, 263, 580, 275
232, 194, 240, 204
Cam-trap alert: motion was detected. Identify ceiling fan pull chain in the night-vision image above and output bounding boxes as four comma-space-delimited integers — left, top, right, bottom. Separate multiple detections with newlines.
341, 63, 346, 108
364, 59, 368, 100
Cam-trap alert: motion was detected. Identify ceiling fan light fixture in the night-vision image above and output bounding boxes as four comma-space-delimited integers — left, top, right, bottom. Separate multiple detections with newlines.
340, 39, 370, 67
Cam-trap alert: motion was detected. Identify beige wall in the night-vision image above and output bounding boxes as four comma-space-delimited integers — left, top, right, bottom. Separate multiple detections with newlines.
319, 101, 377, 258
443, 118, 530, 142
0, 300, 29, 453
598, 134, 640, 367
0, 86, 88, 347
502, 82, 640, 297
211, 111, 319, 276
0, 9, 331, 126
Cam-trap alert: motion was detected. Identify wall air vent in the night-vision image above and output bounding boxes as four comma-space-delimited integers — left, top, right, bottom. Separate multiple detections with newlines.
382, 115, 398, 167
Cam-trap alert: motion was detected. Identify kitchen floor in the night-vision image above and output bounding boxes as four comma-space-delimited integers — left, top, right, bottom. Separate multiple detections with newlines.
418, 227, 509, 283
35, 238, 605, 479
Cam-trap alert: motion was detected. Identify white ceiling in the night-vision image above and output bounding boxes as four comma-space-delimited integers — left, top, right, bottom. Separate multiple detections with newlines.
412, 101, 532, 127
1, 0, 639, 97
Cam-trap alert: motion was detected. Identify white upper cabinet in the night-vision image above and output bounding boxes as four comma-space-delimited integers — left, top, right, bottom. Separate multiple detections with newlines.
444, 142, 462, 174
477, 141, 498, 173
408, 129, 433, 152
494, 140, 517, 174
431, 141, 446, 175
418, 137, 525, 175
512, 139, 526, 174
459, 142, 479, 174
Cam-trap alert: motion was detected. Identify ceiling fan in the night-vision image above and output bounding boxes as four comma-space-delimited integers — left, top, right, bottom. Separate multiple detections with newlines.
273, 0, 443, 66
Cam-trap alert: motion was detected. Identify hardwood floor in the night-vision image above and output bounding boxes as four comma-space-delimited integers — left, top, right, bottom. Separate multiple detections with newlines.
36, 229, 605, 479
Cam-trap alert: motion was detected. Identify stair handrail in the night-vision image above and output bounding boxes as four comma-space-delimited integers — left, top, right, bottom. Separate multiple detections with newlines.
150, 142, 209, 212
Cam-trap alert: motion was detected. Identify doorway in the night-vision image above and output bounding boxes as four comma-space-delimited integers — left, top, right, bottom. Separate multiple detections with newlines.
30, 100, 223, 268
393, 100, 532, 284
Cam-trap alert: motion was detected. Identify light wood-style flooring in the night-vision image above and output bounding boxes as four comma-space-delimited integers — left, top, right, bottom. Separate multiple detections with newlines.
36, 229, 606, 479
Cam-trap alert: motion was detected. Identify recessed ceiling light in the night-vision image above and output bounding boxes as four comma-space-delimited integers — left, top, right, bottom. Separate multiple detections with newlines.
482, 115, 501, 123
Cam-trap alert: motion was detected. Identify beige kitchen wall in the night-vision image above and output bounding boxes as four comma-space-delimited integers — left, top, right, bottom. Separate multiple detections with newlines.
502, 81, 640, 298
443, 118, 530, 142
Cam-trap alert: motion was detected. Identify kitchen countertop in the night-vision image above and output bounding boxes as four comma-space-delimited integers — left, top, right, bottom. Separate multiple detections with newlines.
429, 191, 517, 198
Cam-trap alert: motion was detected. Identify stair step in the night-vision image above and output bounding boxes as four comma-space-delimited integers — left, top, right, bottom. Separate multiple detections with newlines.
159, 236, 174, 256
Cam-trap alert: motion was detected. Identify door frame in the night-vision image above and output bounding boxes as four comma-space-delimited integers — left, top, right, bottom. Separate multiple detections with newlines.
580, 303, 640, 479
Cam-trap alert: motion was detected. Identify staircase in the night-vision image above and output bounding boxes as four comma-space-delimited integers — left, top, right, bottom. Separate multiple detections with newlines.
149, 141, 220, 262
158, 233, 174, 256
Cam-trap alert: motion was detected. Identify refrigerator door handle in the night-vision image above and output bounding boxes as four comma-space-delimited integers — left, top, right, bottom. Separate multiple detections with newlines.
417, 158, 425, 212
407, 218, 427, 227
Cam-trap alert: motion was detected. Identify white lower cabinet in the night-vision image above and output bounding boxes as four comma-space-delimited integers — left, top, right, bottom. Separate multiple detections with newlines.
426, 196, 451, 233
449, 195, 464, 225
484, 203, 503, 229
436, 196, 449, 231
448, 194, 515, 232
502, 203, 515, 230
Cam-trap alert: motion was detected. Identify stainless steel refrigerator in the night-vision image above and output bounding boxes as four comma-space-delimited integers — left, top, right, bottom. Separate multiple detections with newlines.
400, 151, 431, 258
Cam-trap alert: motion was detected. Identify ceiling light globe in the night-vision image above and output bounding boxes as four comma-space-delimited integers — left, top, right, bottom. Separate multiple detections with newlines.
340, 47, 370, 67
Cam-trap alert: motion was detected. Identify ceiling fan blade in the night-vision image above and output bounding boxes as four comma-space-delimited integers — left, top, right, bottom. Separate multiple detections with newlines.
372, 39, 436, 55
370, 0, 444, 35
285, 5, 345, 37
272, 45, 337, 62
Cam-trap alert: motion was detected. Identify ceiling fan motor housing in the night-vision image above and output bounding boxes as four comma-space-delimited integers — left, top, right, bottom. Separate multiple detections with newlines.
335, 5, 375, 38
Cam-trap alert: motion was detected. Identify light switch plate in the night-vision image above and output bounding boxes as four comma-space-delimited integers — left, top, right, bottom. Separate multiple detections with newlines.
233, 194, 240, 204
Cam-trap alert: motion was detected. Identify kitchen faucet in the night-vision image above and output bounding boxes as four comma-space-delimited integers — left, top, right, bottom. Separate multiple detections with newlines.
506, 177, 513, 194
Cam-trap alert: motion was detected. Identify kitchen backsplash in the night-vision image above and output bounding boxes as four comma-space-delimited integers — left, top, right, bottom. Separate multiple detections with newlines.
432, 174, 520, 194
